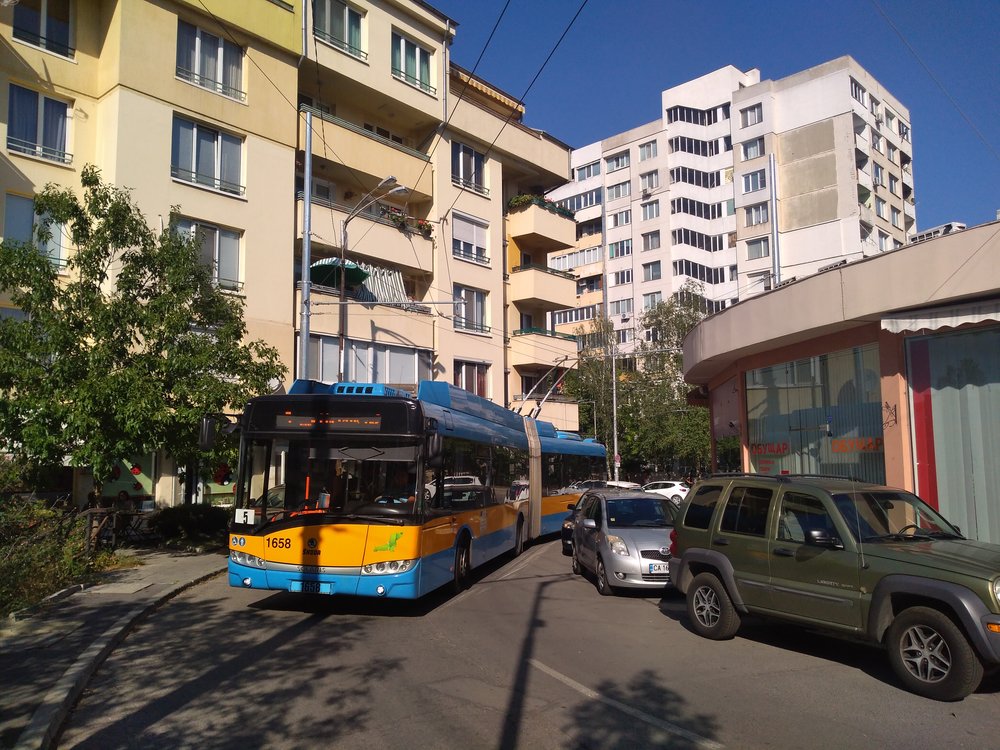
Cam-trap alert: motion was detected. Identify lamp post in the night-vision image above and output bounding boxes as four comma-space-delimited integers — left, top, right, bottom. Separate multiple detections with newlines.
337, 176, 408, 382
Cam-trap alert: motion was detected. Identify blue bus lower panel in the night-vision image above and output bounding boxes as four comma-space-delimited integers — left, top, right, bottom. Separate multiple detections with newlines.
540, 512, 565, 537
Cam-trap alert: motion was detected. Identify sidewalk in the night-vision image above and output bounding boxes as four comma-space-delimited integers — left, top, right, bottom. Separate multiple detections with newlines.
0, 548, 228, 750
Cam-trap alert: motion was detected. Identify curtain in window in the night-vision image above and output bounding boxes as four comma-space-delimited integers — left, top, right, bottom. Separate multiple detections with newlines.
199, 30, 220, 83
476, 364, 487, 397
42, 98, 66, 156
319, 337, 339, 383
391, 33, 401, 73
171, 117, 193, 175
223, 39, 242, 94
176, 21, 196, 74
13, 1, 41, 39
328, 0, 345, 41
3, 195, 35, 243
8, 85, 38, 147
218, 229, 239, 288
419, 48, 429, 87
220, 133, 241, 191
48, 0, 71, 52
387, 345, 413, 384
349, 341, 370, 381
347, 9, 361, 50
404, 41, 416, 81
196, 225, 217, 268
195, 126, 216, 185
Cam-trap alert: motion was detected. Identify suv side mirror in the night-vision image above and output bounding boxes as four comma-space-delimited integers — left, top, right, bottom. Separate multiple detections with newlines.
806, 529, 844, 550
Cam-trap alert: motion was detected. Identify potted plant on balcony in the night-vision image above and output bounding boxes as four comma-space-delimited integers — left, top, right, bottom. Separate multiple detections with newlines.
414, 219, 433, 238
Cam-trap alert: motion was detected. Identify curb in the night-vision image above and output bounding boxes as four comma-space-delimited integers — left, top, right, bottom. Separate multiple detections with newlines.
7, 584, 90, 623
13, 567, 225, 750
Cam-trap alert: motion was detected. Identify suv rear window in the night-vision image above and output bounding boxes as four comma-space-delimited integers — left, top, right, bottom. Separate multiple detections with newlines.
683, 484, 724, 529
720, 486, 773, 536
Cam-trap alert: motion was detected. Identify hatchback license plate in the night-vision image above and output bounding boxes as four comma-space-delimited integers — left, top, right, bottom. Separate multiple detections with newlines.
648, 563, 669, 574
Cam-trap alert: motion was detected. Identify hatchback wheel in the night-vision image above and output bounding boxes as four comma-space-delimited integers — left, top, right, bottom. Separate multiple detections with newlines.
687, 572, 740, 639
595, 556, 615, 596
571, 547, 582, 576
886, 606, 983, 701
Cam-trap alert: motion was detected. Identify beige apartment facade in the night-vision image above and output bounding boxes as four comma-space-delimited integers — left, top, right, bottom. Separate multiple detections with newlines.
1, 0, 581, 506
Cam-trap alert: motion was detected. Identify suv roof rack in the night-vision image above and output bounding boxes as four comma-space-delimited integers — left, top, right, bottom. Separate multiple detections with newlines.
706, 472, 866, 483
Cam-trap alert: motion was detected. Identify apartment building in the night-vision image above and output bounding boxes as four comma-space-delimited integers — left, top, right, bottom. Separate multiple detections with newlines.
549, 57, 915, 350
0, 0, 579, 506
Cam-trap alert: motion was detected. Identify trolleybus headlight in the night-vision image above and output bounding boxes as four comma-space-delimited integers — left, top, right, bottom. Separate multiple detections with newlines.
230, 550, 266, 568
362, 559, 416, 575
607, 534, 630, 557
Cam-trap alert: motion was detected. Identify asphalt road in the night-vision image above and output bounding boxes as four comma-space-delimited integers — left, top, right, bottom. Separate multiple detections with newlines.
61, 540, 1000, 749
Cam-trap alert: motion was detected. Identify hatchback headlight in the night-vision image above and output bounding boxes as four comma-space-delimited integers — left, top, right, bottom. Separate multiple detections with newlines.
230, 550, 266, 568
362, 559, 416, 575
606, 534, 630, 557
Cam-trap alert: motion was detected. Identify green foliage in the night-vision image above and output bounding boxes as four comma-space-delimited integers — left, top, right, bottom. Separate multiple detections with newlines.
0, 496, 109, 616
0, 165, 286, 493
564, 281, 712, 476
148, 504, 229, 547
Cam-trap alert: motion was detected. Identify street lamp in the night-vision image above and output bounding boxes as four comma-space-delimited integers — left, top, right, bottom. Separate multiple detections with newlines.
337, 176, 408, 382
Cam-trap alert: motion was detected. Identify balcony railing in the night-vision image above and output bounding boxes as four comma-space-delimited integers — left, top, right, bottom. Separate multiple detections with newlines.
171, 166, 245, 196
511, 264, 575, 280
313, 26, 368, 60
512, 327, 576, 341
391, 67, 436, 95
454, 316, 490, 334
451, 175, 489, 197
453, 247, 490, 265
13, 26, 75, 58
7, 136, 72, 165
299, 105, 430, 163
176, 67, 247, 102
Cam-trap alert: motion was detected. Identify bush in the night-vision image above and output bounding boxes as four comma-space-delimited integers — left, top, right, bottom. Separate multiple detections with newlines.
148, 503, 229, 547
0, 496, 111, 617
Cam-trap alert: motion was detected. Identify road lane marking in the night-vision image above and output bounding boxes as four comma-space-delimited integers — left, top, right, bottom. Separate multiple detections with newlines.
529, 658, 723, 750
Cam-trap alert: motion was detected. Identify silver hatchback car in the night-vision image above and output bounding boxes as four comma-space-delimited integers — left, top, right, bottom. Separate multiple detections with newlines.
570, 490, 676, 595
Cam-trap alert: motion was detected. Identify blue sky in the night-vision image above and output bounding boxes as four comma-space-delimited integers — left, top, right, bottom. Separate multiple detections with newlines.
429, 0, 999, 231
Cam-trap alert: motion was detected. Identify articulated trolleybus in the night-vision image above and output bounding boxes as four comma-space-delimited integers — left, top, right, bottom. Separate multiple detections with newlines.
227, 379, 605, 599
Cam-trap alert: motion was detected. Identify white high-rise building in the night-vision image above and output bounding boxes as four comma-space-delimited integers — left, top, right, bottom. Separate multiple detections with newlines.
549, 57, 915, 350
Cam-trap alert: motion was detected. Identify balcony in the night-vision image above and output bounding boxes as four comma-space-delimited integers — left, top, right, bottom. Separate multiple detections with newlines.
509, 265, 576, 310
296, 196, 433, 274
299, 107, 432, 200
509, 328, 577, 369
506, 199, 576, 253
858, 201, 875, 228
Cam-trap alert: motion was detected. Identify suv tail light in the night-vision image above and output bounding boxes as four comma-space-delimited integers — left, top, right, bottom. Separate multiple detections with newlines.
669, 528, 677, 557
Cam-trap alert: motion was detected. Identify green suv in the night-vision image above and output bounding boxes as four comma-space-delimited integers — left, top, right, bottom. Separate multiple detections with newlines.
668, 474, 1000, 701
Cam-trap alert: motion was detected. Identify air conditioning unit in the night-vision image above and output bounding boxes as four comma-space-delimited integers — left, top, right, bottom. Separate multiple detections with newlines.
620, 314, 631, 324
641, 190, 651, 200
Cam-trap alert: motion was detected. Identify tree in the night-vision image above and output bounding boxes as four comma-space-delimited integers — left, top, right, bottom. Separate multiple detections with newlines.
0, 165, 285, 498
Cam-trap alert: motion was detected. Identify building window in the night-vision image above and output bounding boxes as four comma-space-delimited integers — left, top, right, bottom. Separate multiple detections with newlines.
642, 261, 661, 282
638, 141, 657, 161
177, 218, 241, 290
639, 171, 659, 192
608, 239, 632, 258
747, 237, 769, 260
669, 166, 720, 188
875, 196, 886, 218
641, 201, 659, 221
616, 328, 634, 345
557, 188, 601, 213
452, 142, 487, 195
609, 298, 632, 316
878, 230, 890, 252
3, 193, 65, 267
605, 151, 629, 172
176, 20, 245, 100
13, 0, 72, 57
745, 202, 768, 226
885, 110, 896, 131
171, 116, 243, 195
873, 163, 884, 187
850, 77, 866, 105
454, 360, 488, 397
391, 32, 434, 94
887, 143, 898, 164
7, 85, 71, 164
642, 291, 662, 310
608, 209, 631, 228
576, 161, 600, 180
609, 269, 632, 286
606, 181, 630, 200
452, 213, 488, 264
898, 121, 910, 142
742, 137, 764, 161
454, 285, 488, 333
888, 175, 899, 196
742, 169, 766, 194
314, 0, 365, 59
642, 231, 660, 251
871, 130, 883, 153
552, 245, 601, 271
891, 206, 901, 228
740, 103, 762, 128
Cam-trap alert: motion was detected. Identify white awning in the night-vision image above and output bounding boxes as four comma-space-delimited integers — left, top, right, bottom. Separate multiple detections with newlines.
881, 299, 1000, 333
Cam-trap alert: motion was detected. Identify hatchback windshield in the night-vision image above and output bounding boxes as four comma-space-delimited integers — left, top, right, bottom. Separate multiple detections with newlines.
606, 496, 675, 528
831, 490, 963, 542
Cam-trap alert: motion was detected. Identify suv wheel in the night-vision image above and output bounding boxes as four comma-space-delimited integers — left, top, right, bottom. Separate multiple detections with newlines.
595, 556, 615, 596
687, 572, 741, 639
886, 606, 984, 701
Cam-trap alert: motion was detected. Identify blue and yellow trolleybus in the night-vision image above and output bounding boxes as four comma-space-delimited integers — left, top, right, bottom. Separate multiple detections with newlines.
227, 379, 605, 599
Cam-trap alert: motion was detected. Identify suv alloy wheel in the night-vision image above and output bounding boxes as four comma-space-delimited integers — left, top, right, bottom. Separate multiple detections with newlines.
687, 572, 741, 640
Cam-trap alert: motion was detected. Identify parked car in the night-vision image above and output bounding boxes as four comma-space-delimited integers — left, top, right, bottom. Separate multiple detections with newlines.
669, 473, 1000, 701
642, 480, 690, 505
564, 479, 608, 492
571, 489, 676, 595
606, 480, 642, 490
561, 496, 586, 555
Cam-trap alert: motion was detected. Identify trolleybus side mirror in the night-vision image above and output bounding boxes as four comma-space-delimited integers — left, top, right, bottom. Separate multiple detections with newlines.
199, 415, 218, 451
426, 433, 444, 468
